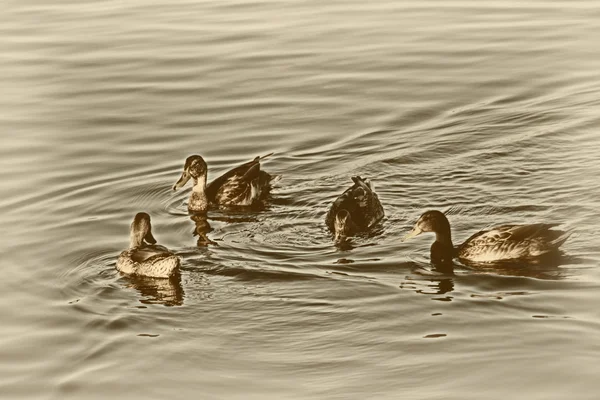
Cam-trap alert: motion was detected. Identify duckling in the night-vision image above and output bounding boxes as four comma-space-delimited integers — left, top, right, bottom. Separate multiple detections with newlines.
403, 210, 571, 265
325, 176, 384, 241
116, 212, 180, 278
172, 153, 279, 212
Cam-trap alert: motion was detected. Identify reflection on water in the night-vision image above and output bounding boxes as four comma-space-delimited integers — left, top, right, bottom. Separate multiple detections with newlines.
400, 271, 455, 300
460, 252, 579, 280
123, 274, 185, 307
190, 213, 217, 246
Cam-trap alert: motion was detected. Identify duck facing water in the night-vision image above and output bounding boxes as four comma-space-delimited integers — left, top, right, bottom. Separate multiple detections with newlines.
325, 176, 384, 241
403, 210, 571, 265
172, 153, 279, 212
116, 213, 180, 278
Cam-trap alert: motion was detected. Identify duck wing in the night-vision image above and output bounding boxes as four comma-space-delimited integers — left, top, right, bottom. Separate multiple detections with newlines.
350, 176, 384, 229
206, 153, 274, 205
505, 223, 571, 255
458, 223, 570, 262
206, 156, 259, 199
325, 176, 384, 231
131, 244, 173, 263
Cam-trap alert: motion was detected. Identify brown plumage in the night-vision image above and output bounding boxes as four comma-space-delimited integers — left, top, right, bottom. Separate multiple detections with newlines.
403, 210, 572, 265
116, 213, 180, 278
325, 176, 384, 241
173, 153, 279, 212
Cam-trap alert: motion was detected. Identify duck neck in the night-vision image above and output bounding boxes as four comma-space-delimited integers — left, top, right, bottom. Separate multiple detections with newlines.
435, 229, 453, 247
189, 173, 209, 211
192, 173, 207, 196
434, 218, 454, 249
431, 227, 455, 265
129, 230, 143, 249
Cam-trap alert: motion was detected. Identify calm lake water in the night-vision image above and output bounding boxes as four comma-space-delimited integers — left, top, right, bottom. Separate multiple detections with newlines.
2, 1, 600, 399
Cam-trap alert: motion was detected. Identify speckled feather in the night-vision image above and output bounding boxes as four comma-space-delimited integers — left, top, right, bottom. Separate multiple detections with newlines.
209, 157, 276, 208
176, 154, 278, 212
406, 210, 572, 265
117, 247, 180, 278
116, 213, 180, 278
325, 176, 384, 237
457, 223, 571, 262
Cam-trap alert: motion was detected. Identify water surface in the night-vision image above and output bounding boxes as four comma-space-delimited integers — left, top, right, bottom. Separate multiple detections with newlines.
1, 1, 600, 399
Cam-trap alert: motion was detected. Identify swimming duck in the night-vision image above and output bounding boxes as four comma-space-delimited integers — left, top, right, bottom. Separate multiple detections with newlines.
116, 212, 180, 278
325, 176, 385, 241
172, 153, 279, 212
403, 210, 571, 265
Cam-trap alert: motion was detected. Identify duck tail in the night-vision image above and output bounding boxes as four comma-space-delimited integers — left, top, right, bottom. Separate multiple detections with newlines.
350, 175, 375, 192
550, 229, 573, 249
259, 152, 274, 161
269, 174, 282, 184
351, 176, 364, 185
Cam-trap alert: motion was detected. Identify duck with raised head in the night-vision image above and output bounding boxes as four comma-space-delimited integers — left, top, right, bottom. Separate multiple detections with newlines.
403, 210, 571, 265
172, 153, 279, 212
116, 212, 180, 278
325, 176, 385, 241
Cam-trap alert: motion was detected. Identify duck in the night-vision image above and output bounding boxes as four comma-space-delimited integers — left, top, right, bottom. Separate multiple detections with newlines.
172, 153, 279, 212
325, 176, 385, 241
116, 212, 180, 278
403, 210, 571, 265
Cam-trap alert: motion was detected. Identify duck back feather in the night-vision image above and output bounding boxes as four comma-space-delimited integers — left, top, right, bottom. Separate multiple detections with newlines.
117, 245, 180, 279
326, 176, 384, 239
458, 223, 571, 262
207, 153, 278, 207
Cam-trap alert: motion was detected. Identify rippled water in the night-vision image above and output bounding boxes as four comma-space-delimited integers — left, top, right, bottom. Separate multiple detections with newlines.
2, 1, 600, 398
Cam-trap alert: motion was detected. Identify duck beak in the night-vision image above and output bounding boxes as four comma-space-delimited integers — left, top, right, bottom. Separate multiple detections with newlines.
173, 170, 191, 191
402, 226, 422, 242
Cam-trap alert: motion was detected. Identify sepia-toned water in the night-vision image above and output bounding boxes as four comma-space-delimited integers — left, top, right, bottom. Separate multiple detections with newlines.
1, 1, 600, 399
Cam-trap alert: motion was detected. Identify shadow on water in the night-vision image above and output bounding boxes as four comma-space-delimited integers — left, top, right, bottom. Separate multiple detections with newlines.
196, 263, 328, 283
208, 214, 260, 224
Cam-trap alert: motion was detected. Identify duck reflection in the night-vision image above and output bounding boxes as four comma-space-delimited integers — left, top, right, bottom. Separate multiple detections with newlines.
399, 261, 455, 300
190, 213, 217, 247
401, 275, 455, 300
434, 276, 455, 295
124, 274, 184, 307
334, 237, 355, 251
432, 259, 455, 275
427, 262, 455, 297
459, 252, 572, 280
413, 276, 455, 297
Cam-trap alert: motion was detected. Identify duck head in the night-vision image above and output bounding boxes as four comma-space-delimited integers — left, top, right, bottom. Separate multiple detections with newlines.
173, 155, 208, 191
334, 209, 355, 242
403, 210, 451, 242
129, 212, 157, 249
